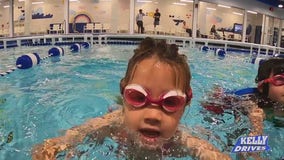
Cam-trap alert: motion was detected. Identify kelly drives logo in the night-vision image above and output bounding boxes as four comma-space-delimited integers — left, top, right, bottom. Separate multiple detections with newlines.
232, 135, 270, 153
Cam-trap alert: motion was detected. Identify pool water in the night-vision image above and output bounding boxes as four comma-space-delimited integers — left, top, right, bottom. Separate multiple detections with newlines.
0, 45, 283, 159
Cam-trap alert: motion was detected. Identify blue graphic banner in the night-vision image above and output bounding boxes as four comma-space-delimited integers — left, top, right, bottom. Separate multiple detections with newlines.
232, 135, 270, 153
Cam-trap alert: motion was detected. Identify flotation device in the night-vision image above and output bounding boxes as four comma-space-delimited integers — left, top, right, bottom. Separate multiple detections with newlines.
48, 46, 64, 57
16, 53, 41, 69
200, 45, 209, 52
273, 54, 284, 58
233, 87, 258, 96
215, 48, 226, 57
202, 87, 258, 114
47, 46, 64, 62
81, 42, 90, 49
70, 43, 81, 52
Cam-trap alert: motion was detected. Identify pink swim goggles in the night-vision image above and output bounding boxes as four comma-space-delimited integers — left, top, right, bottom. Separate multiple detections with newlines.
258, 73, 284, 87
123, 84, 192, 113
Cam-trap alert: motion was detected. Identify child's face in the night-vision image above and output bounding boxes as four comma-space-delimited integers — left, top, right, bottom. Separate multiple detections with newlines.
123, 56, 185, 149
267, 73, 284, 104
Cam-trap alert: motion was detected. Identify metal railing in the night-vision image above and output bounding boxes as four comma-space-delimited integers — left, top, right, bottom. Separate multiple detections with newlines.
1, 33, 284, 56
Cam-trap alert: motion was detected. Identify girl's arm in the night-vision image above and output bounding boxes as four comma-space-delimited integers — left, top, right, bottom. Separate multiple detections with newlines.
249, 106, 265, 136
182, 132, 232, 160
32, 109, 123, 160
237, 101, 264, 160
242, 100, 265, 136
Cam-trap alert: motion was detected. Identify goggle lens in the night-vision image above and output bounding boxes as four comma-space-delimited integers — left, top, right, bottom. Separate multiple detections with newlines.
124, 89, 146, 107
162, 96, 185, 112
272, 75, 284, 86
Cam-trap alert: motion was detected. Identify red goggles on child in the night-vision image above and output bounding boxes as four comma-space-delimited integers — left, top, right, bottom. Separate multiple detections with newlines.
123, 84, 192, 113
258, 73, 284, 87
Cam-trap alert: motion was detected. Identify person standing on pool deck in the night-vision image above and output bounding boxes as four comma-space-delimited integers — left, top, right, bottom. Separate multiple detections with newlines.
32, 37, 231, 160
183, 21, 192, 37
153, 8, 161, 29
136, 9, 145, 34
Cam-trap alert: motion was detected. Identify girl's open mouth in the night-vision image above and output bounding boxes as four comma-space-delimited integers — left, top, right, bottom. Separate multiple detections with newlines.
138, 128, 161, 148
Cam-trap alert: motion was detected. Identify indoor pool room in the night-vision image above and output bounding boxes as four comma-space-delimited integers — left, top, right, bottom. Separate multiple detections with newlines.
0, 34, 284, 159
1, 0, 284, 159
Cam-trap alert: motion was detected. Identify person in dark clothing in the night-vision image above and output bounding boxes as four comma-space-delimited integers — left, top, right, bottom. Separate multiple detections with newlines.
210, 24, 221, 39
182, 21, 192, 37
153, 8, 161, 28
210, 25, 217, 35
136, 9, 145, 34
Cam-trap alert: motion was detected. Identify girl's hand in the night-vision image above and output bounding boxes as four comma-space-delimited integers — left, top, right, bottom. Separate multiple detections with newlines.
32, 137, 70, 160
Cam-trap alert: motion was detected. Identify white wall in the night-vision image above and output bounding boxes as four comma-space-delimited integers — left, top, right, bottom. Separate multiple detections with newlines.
1, 0, 283, 42
202, 0, 284, 19
135, 1, 194, 33
198, 1, 244, 35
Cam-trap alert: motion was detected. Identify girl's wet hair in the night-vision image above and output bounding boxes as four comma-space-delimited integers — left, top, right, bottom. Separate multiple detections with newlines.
120, 37, 191, 96
255, 58, 284, 97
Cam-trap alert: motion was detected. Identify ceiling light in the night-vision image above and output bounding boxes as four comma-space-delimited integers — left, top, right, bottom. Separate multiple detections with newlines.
137, 0, 152, 2
32, 1, 44, 4
217, 4, 231, 8
233, 12, 243, 16
3, 5, 10, 8
206, 7, 216, 10
278, 4, 283, 8
247, 10, 257, 14
180, 0, 193, 2
173, 2, 187, 5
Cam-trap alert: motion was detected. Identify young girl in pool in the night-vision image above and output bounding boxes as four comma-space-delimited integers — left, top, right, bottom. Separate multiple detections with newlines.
239, 58, 284, 159
201, 57, 284, 159
202, 58, 284, 129
236, 58, 284, 132
32, 37, 231, 160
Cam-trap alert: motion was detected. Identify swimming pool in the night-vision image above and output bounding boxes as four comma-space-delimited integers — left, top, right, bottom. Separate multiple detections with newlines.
0, 44, 283, 159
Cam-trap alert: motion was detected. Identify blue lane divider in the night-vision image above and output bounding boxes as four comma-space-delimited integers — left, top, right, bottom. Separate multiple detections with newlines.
81, 42, 90, 49
1, 42, 92, 77
199, 45, 284, 64
200, 45, 227, 59
1, 53, 41, 76
70, 43, 81, 53
215, 48, 226, 58
0, 67, 18, 76
200, 45, 209, 52
45, 46, 65, 62
16, 53, 41, 69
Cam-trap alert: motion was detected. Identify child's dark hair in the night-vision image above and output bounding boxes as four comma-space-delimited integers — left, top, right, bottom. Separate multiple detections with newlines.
120, 37, 191, 97
255, 58, 284, 97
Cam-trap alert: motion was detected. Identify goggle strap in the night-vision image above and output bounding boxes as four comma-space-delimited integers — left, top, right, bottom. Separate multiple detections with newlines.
257, 74, 284, 87
257, 80, 264, 87
186, 89, 193, 102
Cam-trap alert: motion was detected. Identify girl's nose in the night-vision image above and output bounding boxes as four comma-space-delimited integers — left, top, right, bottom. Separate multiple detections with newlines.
143, 105, 163, 126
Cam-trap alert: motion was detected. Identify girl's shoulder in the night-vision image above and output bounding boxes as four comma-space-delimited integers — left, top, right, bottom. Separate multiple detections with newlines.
86, 109, 123, 128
